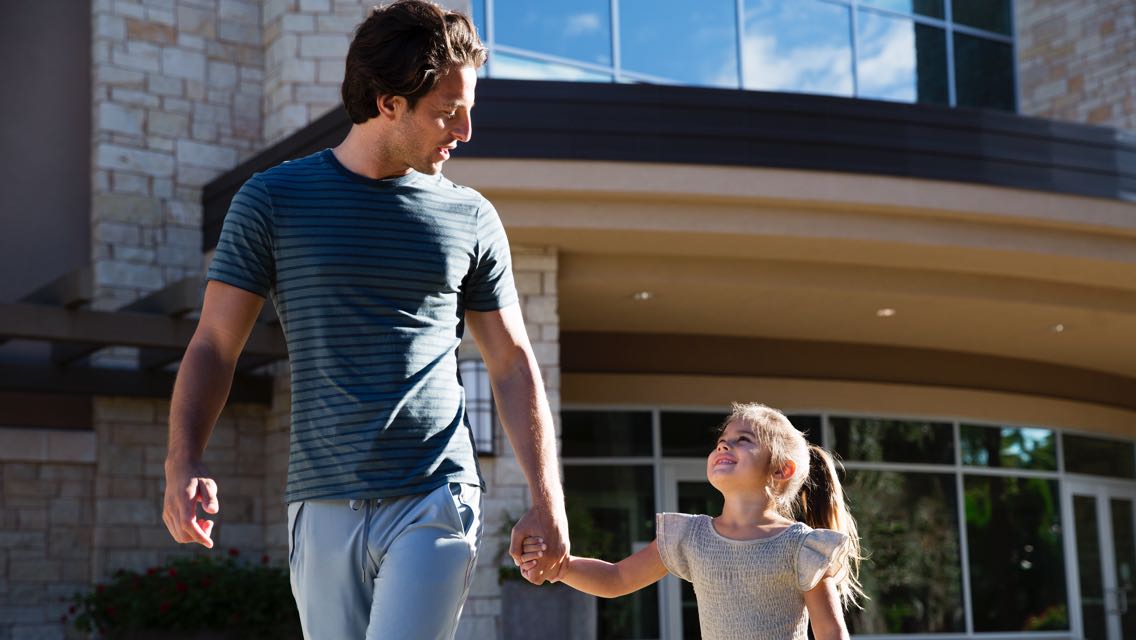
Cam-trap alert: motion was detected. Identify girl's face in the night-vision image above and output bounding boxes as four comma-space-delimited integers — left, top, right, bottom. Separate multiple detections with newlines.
707, 419, 775, 493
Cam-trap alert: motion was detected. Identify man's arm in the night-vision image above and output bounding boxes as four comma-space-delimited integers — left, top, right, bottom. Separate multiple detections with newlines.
466, 304, 568, 584
162, 281, 265, 548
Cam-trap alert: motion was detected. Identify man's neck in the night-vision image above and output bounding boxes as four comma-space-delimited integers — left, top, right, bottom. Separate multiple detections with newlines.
333, 124, 411, 180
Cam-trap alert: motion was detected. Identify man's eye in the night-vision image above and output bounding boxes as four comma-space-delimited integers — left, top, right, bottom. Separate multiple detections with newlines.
444, 111, 457, 119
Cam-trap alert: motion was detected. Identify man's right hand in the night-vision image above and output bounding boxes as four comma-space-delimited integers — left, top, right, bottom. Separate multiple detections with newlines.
162, 462, 220, 548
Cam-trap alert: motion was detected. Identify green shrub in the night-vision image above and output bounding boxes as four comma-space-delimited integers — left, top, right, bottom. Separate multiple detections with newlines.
68, 550, 300, 639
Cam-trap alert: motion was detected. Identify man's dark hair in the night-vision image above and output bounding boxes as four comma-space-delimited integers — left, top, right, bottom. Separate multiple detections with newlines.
342, 0, 487, 123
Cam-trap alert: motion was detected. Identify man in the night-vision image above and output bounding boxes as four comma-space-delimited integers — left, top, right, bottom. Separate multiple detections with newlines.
161, 1, 569, 637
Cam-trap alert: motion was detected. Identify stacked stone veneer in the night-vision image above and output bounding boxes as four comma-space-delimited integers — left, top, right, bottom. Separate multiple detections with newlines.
1016, 0, 1136, 131
92, 0, 264, 312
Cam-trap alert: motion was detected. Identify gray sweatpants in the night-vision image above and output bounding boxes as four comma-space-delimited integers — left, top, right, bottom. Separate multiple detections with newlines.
287, 483, 483, 639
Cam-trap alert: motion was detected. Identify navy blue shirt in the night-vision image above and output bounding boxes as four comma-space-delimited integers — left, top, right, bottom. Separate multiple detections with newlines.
208, 149, 517, 502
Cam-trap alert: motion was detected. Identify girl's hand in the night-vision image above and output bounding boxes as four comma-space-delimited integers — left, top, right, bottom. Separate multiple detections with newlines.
518, 536, 547, 572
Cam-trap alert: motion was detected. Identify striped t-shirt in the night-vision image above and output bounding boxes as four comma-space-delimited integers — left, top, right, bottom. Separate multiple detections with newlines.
207, 149, 517, 503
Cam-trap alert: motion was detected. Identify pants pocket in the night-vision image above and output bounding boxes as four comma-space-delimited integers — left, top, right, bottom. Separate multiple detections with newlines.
287, 501, 305, 567
447, 483, 481, 540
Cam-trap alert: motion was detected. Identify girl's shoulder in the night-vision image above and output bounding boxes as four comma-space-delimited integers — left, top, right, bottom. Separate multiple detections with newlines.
656, 512, 707, 540
793, 524, 852, 591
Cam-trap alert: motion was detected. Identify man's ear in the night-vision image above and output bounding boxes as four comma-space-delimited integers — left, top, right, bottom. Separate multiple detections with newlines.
376, 93, 406, 119
774, 459, 797, 481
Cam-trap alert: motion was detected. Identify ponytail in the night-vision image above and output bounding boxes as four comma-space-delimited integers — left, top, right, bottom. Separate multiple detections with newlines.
797, 444, 865, 609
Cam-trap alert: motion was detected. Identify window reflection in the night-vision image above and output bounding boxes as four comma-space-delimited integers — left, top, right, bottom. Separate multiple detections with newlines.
960, 424, 1056, 470
856, 11, 948, 104
742, 0, 853, 96
952, 0, 1012, 35
861, 0, 944, 19
954, 33, 1015, 110
564, 465, 659, 639
831, 416, 954, 464
562, 410, 652, 457
845, 470, 965, 633
491, 53, 612, 82
1064, 434, 1136, 478
619, 0, 739, 88
494, 0, 612, 66
965, 475, 1068, 631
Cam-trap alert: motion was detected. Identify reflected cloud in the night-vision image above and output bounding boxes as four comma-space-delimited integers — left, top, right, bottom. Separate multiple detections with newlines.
492, 53, 611, 81
738, 33, 852, 95
856, 15, 917, 101
565, 12, 602, 37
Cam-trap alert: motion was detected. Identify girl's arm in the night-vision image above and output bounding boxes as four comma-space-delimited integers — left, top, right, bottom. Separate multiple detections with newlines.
521, 538, 669, 598
805, 577, 850, 640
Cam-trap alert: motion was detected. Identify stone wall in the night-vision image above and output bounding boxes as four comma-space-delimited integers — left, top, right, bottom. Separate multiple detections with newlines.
1016, 0, 1136, 131
92, 0, 264, 311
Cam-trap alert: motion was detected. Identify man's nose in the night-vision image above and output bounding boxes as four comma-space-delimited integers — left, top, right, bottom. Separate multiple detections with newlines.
452, 112, 472, 143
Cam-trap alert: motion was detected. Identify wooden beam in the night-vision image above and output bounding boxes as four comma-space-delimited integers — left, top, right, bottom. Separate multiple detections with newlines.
0, 303, 286, 358
119, 276, 203, 316
19, 266, 94, 308
0, 364, 273, 404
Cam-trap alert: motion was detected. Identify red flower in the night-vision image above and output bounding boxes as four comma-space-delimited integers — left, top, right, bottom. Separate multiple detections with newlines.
105, 606, 116, 617
146, 567, 158, 576
159, 602, 171, 614
200, 578, 212, 588
228, 548, 240, 557
176, 582, 188, 593
168, 567, 177, 577
261, 554, 271, 565
96, 584, 106, 594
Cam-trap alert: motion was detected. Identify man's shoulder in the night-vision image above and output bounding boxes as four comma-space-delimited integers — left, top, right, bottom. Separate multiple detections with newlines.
430, 173, 492, 211
253, 150, 329, 185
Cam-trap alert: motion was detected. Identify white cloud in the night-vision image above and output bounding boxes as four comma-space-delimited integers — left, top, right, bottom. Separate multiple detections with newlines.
564, 12, 602, 37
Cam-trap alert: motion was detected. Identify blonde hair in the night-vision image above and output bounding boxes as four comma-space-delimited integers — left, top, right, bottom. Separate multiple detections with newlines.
723, 402, 866, 609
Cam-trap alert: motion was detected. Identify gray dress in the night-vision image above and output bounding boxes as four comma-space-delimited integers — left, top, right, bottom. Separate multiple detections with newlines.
656, 513, 848, 640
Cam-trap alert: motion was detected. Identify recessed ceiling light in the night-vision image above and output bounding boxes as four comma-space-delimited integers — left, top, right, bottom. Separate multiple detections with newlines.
630, 291, 653, 301
876, 308, 896, 318
1050, 323, 1066, 333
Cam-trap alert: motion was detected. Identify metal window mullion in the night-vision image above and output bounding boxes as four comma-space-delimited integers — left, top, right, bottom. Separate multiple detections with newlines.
484, 0, 495, 77
955, 421, 976, 635
1010, 0, 1021, 112
491, 43, 618, 75
610, 0, 622, 82
944, 0, 957, 106
849, 0, 861, 98
734, 0, 746, 89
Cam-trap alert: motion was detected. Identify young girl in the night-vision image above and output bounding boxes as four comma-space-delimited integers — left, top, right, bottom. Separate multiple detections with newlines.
520, 402, 864, 640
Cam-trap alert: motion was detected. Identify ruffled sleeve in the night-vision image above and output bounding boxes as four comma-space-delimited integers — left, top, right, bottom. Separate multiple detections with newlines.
656, 513, 697, 582
796, 528, 850, 591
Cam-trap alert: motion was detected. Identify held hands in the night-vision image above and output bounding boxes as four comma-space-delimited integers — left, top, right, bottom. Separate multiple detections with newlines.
509, 502, 569, 584
162, 461, 220, 548
518, 536, 569, 583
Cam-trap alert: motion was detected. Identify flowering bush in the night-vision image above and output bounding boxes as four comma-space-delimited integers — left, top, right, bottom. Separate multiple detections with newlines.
68, 549, 301, 639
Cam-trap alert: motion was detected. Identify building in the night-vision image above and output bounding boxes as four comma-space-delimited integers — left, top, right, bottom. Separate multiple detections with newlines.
0, 0, 1133, 638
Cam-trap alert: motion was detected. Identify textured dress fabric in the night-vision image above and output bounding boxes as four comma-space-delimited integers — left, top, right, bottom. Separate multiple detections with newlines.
656, 513, 848, 640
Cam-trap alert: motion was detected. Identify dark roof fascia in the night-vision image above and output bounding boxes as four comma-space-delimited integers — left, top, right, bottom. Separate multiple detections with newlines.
203, 79, 1136, 251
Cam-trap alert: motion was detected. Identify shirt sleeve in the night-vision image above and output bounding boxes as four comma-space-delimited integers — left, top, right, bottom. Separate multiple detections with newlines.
796, 528, 850, 591
206, 174, 275, 298
656, 513, 697, 582
463, 200, 518, 312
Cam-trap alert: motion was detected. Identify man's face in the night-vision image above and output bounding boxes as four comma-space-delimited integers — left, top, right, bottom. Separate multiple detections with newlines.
393, 65, 477, 175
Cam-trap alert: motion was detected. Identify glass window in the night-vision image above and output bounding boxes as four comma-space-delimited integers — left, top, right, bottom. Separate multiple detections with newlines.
831, 416, 954, 464
742, 0, 853, 96
787, 414, 823, 448
564, 465, 659, 638
619, 0, 740, 88
1064, 434, 1136, 478
953, 33, 1015, 110
960, 424, 1056, 470
660, 411, 725, 457
860, 0, 945, 19
490, 53, 613, 81
845, 470, 965, 633
561, 410, 653, 457
471, 0, 486, 43
856, 11, 948, 105
1073, 495, 1107, 640
493, 0, 612, 66
964, 475, 1068, 631
951, 0, 1012, 35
